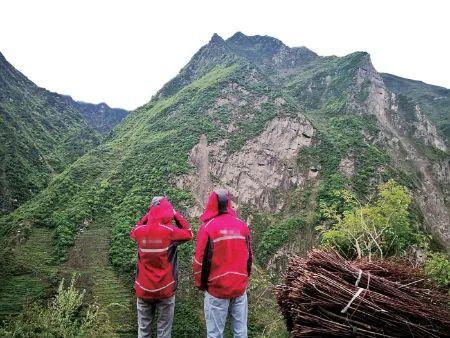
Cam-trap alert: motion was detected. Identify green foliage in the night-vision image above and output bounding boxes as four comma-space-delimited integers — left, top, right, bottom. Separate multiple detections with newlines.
425, 252, 450, 288
255, 216, 305, 264
285, 52, 369, 111
0, 65, 101, 213
246, 266, 288, 337
320, 180, 423, 259
297, 114, 389, 214
0, 276, 115, 337
355, 79, 370, 103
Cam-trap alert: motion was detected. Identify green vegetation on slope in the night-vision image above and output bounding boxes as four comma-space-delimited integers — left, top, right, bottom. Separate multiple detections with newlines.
0, 227, 56, 319
0, 58, 292, 335
424, 252, 450, 288
382, 73, 450, 142
319, 180, 424, 259
0, 276, 115, 337
0, 52, 101, 213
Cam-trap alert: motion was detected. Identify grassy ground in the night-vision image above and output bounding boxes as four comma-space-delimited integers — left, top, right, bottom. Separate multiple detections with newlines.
0, 228, 55, 320
61, 223, 135, 336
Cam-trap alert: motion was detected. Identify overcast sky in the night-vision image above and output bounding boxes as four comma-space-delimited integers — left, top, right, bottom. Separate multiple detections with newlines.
1, 0, 449, 110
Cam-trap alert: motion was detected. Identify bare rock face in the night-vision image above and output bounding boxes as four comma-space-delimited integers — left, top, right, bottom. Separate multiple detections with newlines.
351, 54, 450, 250
177, 116, 315, 215
210, 117, 314, 210
339, 157, 355, 179
388, 93, 447, 152
412, 105, 447, 152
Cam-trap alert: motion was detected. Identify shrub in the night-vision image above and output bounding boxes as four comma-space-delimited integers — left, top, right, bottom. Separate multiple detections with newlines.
257, 217, 305, 264
0, 276, 115, 337
319, 180, 423, 260
425, 252, 450, 288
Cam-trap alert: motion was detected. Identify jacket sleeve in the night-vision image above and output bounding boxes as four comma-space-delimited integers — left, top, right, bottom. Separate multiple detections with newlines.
130, 224, 141, 241
173, 212, 190, 229
136, 212, 149, 226
170, 214, 193, 242
246, 225, 253, 276
131, 211, 149, 240
194, 224, 213, 290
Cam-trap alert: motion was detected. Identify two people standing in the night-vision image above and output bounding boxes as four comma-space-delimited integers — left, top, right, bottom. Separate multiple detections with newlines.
130, 190, 252, 338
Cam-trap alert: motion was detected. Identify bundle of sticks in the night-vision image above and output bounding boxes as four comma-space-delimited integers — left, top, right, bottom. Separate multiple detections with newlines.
275, 250, 450, 337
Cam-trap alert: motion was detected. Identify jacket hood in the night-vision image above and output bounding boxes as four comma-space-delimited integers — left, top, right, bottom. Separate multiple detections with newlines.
148, 197, 175, 224
200, 190, 236, 222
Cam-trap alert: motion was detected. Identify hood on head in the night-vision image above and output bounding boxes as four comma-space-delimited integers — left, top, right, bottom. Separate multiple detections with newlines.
200, 189, 236, 222
148, 196, 175, 224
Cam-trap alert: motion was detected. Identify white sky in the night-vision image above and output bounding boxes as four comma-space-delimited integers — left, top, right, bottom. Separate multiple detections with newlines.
1, 0, 449, 110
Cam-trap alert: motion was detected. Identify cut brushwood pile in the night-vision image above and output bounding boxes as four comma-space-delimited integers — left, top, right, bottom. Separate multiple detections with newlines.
276, 250, 450, 337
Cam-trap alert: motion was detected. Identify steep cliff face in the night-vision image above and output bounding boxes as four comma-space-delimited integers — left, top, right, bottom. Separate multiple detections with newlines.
178, 116, 314, 214
173, 35, 449, 257
347, 54, 449, 249
382, 73, 450, 145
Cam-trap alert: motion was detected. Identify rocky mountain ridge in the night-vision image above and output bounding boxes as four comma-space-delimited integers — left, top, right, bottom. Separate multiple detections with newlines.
168, 33, 449, 249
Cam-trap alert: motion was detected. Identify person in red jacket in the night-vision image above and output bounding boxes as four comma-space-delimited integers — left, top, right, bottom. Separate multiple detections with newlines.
131, 196, 193, 338
194, 189, 253, 338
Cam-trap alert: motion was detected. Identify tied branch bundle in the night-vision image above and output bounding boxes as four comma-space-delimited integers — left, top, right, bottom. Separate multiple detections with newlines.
275, 250, 450, 337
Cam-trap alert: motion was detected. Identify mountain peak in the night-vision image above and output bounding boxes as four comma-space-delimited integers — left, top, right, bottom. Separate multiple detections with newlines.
229, 31, 247, 40
209, 33, 224, 45
227, 32, 285, 49
224, 32, 319, 71
0, 51, 13, 69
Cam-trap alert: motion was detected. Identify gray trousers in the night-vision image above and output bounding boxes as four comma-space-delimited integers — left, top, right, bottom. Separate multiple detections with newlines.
204, 291, 248, 338
137, 296, 175, 338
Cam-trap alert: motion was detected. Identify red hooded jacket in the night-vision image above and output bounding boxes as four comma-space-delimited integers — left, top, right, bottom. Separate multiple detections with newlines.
131, 197, 193, 299
193, 190, 253, 298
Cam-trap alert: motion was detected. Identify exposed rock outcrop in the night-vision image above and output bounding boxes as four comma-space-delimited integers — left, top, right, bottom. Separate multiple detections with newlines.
177, 116, 315, 215
412, 105, 447, 152
339, 157, 355, 179
352, 54, 450, 250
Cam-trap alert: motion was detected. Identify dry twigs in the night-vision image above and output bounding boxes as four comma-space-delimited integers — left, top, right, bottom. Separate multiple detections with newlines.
276, 250, 450, 337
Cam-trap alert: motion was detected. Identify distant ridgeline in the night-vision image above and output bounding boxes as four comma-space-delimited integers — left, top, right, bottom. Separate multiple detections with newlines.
0, 33, 448, 336
0, 51, 128, 213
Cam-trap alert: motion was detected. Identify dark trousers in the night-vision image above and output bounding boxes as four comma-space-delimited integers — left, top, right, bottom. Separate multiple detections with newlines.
137, 296, 175, 338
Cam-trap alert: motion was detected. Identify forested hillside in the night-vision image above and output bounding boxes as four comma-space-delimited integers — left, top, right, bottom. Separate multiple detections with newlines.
0, 52, 127, 213
0, 33, 448, 336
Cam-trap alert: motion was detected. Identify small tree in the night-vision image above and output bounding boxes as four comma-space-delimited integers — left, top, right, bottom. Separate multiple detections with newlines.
319, 180, 420, 260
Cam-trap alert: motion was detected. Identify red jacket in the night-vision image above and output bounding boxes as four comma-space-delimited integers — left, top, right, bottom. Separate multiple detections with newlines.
131, 198, 193, 299
194, 191, 253, 298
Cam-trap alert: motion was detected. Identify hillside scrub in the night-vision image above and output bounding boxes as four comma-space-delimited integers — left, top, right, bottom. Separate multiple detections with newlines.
319, 180, 425, 259
425, 252, 450, 288
0, 276, 115, 337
